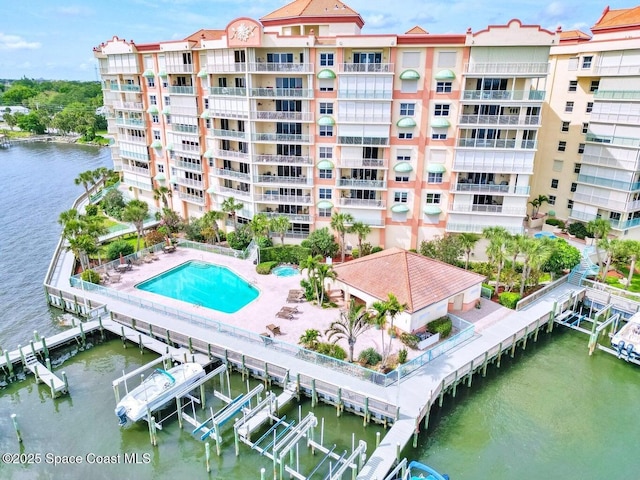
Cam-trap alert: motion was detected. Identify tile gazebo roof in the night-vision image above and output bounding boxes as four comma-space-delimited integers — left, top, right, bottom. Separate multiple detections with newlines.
333, 247, 485, 313
593, 6, 640, 31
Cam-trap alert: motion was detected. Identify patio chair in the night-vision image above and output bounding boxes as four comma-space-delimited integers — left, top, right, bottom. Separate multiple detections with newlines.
276, 310, 294, 320
108, 273, 121, 283
266, 324, 282, 336
286, 294, 305, 304
280, 306, 301, 314
143, 255, 153, 263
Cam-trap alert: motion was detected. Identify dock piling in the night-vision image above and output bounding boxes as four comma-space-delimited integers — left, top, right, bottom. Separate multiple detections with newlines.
61, 371, 68, 393
79, 322, 85, 347
121, 326, 126, 348
138, 334, 143, 355
46, 358, 52, 372
41, 336, 49, 360
33, 330, 40, 342
5, 351, 14, 377
11, 414, 22, 443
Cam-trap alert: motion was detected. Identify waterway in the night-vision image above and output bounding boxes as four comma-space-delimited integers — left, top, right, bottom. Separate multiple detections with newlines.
1, 143, 639, 479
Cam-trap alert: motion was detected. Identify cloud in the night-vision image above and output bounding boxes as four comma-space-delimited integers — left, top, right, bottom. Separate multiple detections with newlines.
0, 33, 41, 50
55, 6, 93, 16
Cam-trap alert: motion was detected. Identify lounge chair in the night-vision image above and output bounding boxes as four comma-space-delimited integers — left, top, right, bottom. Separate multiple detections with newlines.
276, 310, 294, 320
280, 306, 301, 314
143, 255, 153, 263
108, 273, 121, 283
287, 294, 305, 304
266, 324, 282, 336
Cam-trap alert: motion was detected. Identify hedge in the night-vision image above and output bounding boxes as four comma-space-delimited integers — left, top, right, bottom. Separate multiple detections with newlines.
358, 347, 382, 366
316, 342, 347, 361
545, 218, 565, 228
81, 269, 101, 284
256, 261, 278, 275
260, 245, 310, 264
427, 316, 453, 338
499, 292, 521, 309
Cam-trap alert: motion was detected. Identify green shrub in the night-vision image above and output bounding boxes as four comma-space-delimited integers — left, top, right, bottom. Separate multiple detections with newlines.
427, 316, 453, 339
400, 332, 420, 349
84, 204, 98, 216
256, 236, 272, 249
316, 342, 346, 361
358, 347, 382, 366
260, 245, 310, 264
100, 189, 125, 219
144, 229, 165, 247
106, 240, 134, 261
545, 218, 565, 228
371, 246, 383, 254
81, 269, 101, 284
299, 279, 315, 301
499, 292, 521, 309
398, 348, 408, 364
227, 225, 252, 250
471, 262, 494, 278
568, 222, 589, 239
256, 261, 278, 274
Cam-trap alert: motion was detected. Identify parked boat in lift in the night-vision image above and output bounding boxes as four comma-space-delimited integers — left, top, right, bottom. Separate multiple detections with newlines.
611, 313, 640, 362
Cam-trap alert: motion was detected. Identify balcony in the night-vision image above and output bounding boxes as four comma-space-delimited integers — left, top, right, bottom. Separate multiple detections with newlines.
446, 222, 524, 234
581, 151, 640, 170
593, 90, 640, 100
254, 175, 312, 186
251, 111, 314, 122
249, 88, 313, 98
212, 149, 250, 161
121, 84, 141, 92
171, 143, 200, 155
338, 198, 385, 209
593, 64, 640, 76
169, 86, 195, 95
177, 192, 205, 204
171, 124, 198, 134
590, 112, 640, 125
209, 87, 247, 96
449, 204, 526, 215
451, 182, 530, 195
337, 90, 393, 100
586, 133, 640, 148
464, 62, 549, 75
458, 114, 540, 126
248, 62, 313, 73
119, 150, 150, 162
461, 90, 545, 101
337, 178, 386, 189
174, 160, 203, 172
338, 63, 394, 73
215, 185, 251, 198
210, 129, 247, 140
254, 194, 312, 204
337, 114, 391, 123
112, 101, 144, 111
121, 164, 150, 175
173, 177, 203, 188
608, 216, 640, 231
337, 136, 389, 146
571, 192, 632, 211
568, 209, 597, 222
577, 173, 640, 191
115, 118, 145, 128
203, 63, 246, 73
338, 158, 386, 168
165, 64, 194, 74
263, 212, 312, 223
252, 133, 311, 143
213, 168, 251, 181
253, 154, 313, 165
122, 178, 153, 191
457, 138, 537, 149
208, 109, 249, 120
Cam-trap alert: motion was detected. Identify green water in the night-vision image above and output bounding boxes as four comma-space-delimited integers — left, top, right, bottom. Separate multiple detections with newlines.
405, 330, 639, 479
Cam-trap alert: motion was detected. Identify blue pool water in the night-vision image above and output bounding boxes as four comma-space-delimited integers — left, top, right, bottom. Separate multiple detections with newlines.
272, 265, 300, 277
534, 232, 557, 240
135, 261, 259, 313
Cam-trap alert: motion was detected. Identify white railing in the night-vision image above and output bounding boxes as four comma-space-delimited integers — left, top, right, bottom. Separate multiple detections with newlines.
589, 112, 640, 125
251, 111, 314, 122
459, 114, 540, 126
337, 91, 393, 100
449, 204, 526, 215
457, 138, 537, 149
248, 62, 314, 73
115, 118, 145, 127
177, 192, 205, 204
215, 186, 251, 198
204, 63, 247, 73
337, 179, 386, 189
254, 194, 312, 204
213, 149, 250, 160
165, 64, 194, 74
209, 129, 247, 140
253, 154, 313, 165
250, 88, 313, 98
593, 64, 640, 76
214, 168, 251, 181
337, 136, 389, 146
208, 109, 249, 119
168, 86, 195, 95
173, 177, 203, 188
254, 175, 312, 185
465, 62, 549, 74
338, 63, 394, 73
338, 198, 385, 208
121, 164, 150, 175
446, 222, 524, 234
119, 150, 150, 162
112, 101, 144, 111
252, 133, 311, 143
338, 158, 386, 168
461, 90, 545, 101
209, 87, 247, 96
174, 160, 203, 172
262, 212, 311, 222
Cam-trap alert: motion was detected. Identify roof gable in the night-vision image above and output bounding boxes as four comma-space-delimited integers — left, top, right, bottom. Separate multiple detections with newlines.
405, 26, 429, 34
184, 29, 225, 42
261, 0, 361, 21
593, 6, 640, 31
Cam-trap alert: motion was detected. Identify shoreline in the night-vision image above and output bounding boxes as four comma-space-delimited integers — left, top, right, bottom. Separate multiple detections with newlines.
0, 132, 109, 148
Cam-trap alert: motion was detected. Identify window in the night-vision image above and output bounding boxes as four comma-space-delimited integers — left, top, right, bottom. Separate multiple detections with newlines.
318, 79, 334, 91
548, 195, 556, 205
610, 212, 621, 221
551, 179, 559, 189
425, 193, 441, 204
319, 188, 332, 199
400, 103, 415, 116
320, 53, 334, 66
568, 57, 578, 71
567, 199, 574, 210
558, 141, 567, 152
553, 160, 563, 172
431, 130, 447, 140
437, 51, 456, 67
568, 80, 578, 92
428, 172, 443, 183
396, 154, 411, 162
561, 121, 570, 132
319, 169, 332, 179
150, 95, 157, 105
581, 56, 593, 69
147, 77, 155, 88
153, 130, 161, 140
235, 77, 245, 88
571, 182, 577, 192
394, 192, 408, 203
436, 82, 452, 93
398, 132, 413, 139
395, 175, 409, 182
152, 114, 159, 124
402, 52, 420, 68
162, 79, 168, 88
157, 164, 164, 173
590, 80, 599, 92
163, 96, 170, 106
205, 119, 211, 128
319, 102, 333, 114
582, 123, 589, 134
578, 143, 585, 154
434, 104, 450, 116
319, 125, 333, 137
565, 101, 574, 113
574, 163, 581, 174
586, 102, 593, 113
319, 147, 332, 159
319, 208, 332, 217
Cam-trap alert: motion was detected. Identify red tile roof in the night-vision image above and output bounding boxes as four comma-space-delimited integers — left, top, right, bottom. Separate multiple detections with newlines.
184, 29, 225, 42
559, 29, 591, 41
405, 26, 429, 34
333, 247, 485, 313
593, 6, 640, 30
261, 0, 361, 21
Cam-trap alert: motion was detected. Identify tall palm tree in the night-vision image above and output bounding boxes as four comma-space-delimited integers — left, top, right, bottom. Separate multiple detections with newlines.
599, 238, 622, 283
483, 226, 510, 291
457, 232, 480, 270
587, 218, 612, 270
623, 240, 640, 290
330, 212, 354, 263
122, 199, 149, 251
74, 170, 95, 198
300, 255, 322, 302
221, 197, 244, 232
67, 234, 98, 271
153, 185, 172, 209
519, 238, 553, 296
249, 213, 270, 241
315, 263, 337, 306
528, 194, 549, 218
349, 221, 371, 257
325, 299, 372, 362
201, 210, 224, 244
383, 293, 407, 362
370, 301, 389, 364
370, 293, 407, 367
270, 215, 290, 245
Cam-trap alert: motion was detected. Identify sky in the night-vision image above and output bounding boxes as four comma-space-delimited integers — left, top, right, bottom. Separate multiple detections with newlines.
0, 0, 621, 81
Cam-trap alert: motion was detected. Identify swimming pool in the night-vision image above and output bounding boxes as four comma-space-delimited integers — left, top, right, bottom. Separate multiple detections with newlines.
272, 265, 300, 277
135, 261, 259, 313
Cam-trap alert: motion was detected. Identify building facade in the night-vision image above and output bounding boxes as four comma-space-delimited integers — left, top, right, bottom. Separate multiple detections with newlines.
94, 0, 563, 249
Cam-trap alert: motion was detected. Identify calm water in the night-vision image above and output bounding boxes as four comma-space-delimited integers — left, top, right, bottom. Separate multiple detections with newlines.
0, 143, 639, 479
136, 261, 259, 313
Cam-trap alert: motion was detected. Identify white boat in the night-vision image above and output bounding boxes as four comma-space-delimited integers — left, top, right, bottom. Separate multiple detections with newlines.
404, 461, 449, 480
611, 314, 640, 362
115, 363, 204, 425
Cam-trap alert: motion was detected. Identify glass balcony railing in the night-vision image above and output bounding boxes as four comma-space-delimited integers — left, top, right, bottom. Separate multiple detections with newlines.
169, 86, 195, 95
213, 168, 251, 181
209, 87, 247, 96
120, 84, 141, 92
119, 150, 150, 162
122, 178, 153, 191
449, 204, 526, 215
171, 124, 198, 134
577, 173, 640, 191
121, 164, 149, 175
338, 198, 385, 209
464, 62, 549, 74
254, 175, 312, 185
213, 149, 249, 160
338, 63, 394, 73
210, 129, 247, 140
252, 133, 311, 143
593, 90, 640, 100
585, 134, 640, 148
173, 177, 203, 188
462, 90, 545, 101
593, 64, 640, 76
247, 62, 313, 73
337, 136, 389, 146
446, 222, 524, 234
254, 194, 312, 204
115, 118, 144, 127
263, 212, 311, 223
174, 160, 203, 172
177, 192, 205, 204
458, 114, 540, 126
337, 179, 386, 189
251, 111, 314, 122
253, 154, 313, 165
215, 186, 251, 198
338, 158, 385, 168
457, 138, 537, 149
249, 88, 313, 98
112, 101, 144, 111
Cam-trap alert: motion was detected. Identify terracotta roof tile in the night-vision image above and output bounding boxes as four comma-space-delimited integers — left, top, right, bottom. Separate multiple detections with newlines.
261, 0, 360, 21
333, 248, 485, 313
559, 29, 591, 40
184, 29, 225, 42
593, 6, 640, 30
405, 26, 429, 34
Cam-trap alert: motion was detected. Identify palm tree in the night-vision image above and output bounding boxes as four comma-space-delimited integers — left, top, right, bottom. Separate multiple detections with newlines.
249, 213, 270, 241
483, 226, 510, 292
349, 221, 371, 257
371, 293, 407, 367
383, 293, 407, 362
623, 240, 640, 290
299, 329, 321, 350
122, 199, 149, 251
528, 194, 549, 218
519, 238, 553, 296
599, 238, 622, 283
201, 210, 224, 244
67, 234, 98, 271
587, 218, 612, 270
330, 212, 354, 263
300, 255, 322, 302
325, 299, 372, 362
221, 197, 244, 232
270, 215, 290, 245
316, 263, 337, 305
92, 167, 111, 186
74, 170, 95, 198
457, 233, 480, 270
370, 301, 389, 364
153, 185, 172, 209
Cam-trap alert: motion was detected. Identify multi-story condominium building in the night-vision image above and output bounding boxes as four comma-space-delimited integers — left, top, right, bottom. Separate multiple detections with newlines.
532, 6, 640, 238
94, 0, 557, 249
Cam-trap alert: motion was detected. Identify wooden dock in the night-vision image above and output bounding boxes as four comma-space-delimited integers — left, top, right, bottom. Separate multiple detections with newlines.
23, 351, 67, 398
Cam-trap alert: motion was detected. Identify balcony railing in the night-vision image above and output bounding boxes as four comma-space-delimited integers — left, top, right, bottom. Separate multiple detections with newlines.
248, 62, 313, 73
121, 164, 150, 175
120, 84, 141, 92
452, 183, 530, 195
337, 136, 389, 146
215, 185, 251, 198
251, 111, 314, 122
449, 204, 526, 215
209, 87, 247, 96
593, 90, 640, 100
203, 63, 246, 73
457, 138, 537, 149
339, 158, 386, 168
173, 177, 203, 188
453, 154, 533, 173
254, 175, 312, 185
461, 90, 545, 101
252, 133, 311, 143
608, 216, 640, 231
446, 222, 524, 235
581, 152, 640, 171
571, 192, 632, 211
174, 160, 203, 172
171, 143, 200, 154
208, 109, 249, 119
171, 124, 198, 134
337, 179, 386, 189
100, 66, 139, 75
568, 209, 597, 222
263, 212, 312, 223
112, 101, 143, 111
169, 86, 195, 95
254, 194, 312, 204
586, 133, 640, 148
210, 129, 247, 140
458, 114, 540, 126
115, 118, 145, 127
249, 88, 313, 98
464, 62, 549, 74
214, 168, 251, 181
165, 64, 194, 74
122, 178, 153, 190
212, 149, 249, 161
337, 114, 391, 123
338, 63, 394, 73
253, 154, 313, 165
593, 64, 640, 76
590, 112, 640, 125
337, 90, 393, 100
338, 198, 385, 208
577, 173, 640, 191
177, 192, 205, 204
119, 150, 150, 161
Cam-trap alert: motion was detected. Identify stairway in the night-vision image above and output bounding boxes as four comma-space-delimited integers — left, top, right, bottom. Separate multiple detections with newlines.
568, 246, 600, 285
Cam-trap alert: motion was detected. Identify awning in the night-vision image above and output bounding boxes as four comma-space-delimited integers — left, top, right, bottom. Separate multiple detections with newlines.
391, 203, 410, 213
393, 162, 413, 173
166, 143, 174, 151
154, 173, 166, 181
317, 160, 334, 169
316, 200, 334, 209
426, 163, 446, 173
150, 140, 163, 149
204, 149, 215, 158
431, 118, 450, 128
399, 69, 420, 80
206, 186, 216, 194
142, 70, 155, 78
197, 69, 208, 78
424, 205, 442, 215
317, 69, 336, 79
396, 117, 416, 128
201, 111, 211, 119
162, 106, 171, 115
434, 69, 455, 80
147, 106, 159, 114
158, 70, 167, 78
317, 116, 335, 126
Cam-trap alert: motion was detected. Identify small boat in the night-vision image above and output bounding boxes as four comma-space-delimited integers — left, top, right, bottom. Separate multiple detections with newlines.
115, 363, 204, 426
611, 314, 640, 362
404, 461, 450, 480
